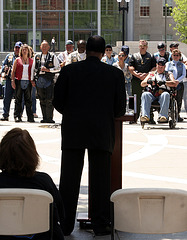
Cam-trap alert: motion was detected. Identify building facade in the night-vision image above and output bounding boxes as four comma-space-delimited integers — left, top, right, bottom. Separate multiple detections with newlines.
133, 0, 177, 41
0, 0, 180, 52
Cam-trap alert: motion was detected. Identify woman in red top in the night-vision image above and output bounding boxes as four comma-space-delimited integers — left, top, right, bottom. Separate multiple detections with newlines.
11, 44, 35, 122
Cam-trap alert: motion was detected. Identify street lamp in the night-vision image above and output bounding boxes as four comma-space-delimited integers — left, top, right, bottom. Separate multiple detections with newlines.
117, 0, 131, 46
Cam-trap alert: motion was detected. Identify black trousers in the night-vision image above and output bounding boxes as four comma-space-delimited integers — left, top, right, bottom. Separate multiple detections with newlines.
59, 148, 111, 235
14, 80, 33, 121
176, 82, 184, 114
36, 83, 54, 121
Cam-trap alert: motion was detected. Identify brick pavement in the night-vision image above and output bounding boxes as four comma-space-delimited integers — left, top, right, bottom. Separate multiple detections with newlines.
0, 99, 187, 240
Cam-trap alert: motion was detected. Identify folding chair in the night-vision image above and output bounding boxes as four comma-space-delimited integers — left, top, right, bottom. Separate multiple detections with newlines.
0, 188, 53, 240
111, 188, 187, 240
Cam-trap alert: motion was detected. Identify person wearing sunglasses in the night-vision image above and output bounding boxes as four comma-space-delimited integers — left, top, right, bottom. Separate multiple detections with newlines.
101, 44, 117, 65
129, 40, 156, 123
154, 42, 170, 63
165, 49, 186, 122
113, 46, 132, 96
141, 57, 178, 124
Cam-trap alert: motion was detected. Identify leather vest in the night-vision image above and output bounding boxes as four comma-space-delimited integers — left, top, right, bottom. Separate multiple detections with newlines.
34, 52, 55, 80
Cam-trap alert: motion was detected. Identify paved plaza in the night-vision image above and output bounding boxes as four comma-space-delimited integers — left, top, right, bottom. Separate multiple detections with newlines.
1, 99, 187, 239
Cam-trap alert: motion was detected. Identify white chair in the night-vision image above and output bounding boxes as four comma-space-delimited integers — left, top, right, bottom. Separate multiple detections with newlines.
111, 188, 187, 240
0, 188, 53, 239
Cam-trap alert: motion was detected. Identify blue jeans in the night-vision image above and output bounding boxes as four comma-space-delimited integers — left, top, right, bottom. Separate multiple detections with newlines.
141, 91, 170, 119
2, 78, 14, 118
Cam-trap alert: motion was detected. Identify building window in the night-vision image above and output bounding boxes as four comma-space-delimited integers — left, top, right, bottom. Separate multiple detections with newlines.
4, 0, 32, 10
101, 0, 115, 12
163, 0, 173, 16
162, 34, 173, 41
37, 0, 64, 10
139, 34, 150, 41
69, 0, 97, 10
140, 0, 150, 17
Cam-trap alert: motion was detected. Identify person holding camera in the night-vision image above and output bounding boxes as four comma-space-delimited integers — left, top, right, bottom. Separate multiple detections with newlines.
0, 41, 22, 121
31, 40, 60, 123
140, 57, 178, 123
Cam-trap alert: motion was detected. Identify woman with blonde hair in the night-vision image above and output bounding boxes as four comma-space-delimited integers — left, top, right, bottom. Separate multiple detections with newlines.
11, 44, 35, 122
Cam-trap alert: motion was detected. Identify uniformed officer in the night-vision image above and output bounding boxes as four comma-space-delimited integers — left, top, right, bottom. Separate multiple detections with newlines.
1, 41, 22, 121
31, 40, 60, 123
129, 40, 156, 123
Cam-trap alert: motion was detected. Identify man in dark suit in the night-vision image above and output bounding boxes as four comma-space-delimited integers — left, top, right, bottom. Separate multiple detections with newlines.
53, 35, 126, 236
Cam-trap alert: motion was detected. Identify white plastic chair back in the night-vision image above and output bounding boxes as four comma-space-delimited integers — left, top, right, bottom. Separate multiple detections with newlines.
111, 188, 187, 239
0, 188, 53, 236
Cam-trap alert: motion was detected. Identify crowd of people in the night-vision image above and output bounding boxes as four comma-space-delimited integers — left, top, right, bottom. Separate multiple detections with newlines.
0, 39, 186, 124
0, 36, 187, 239
101, 40, 187, 124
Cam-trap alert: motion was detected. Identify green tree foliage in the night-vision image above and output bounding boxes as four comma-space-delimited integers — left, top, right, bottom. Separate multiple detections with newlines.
171, 0, 187, 43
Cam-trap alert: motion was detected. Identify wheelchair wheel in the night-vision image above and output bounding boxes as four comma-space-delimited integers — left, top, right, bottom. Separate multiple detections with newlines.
141, 121, 145, 129
169, 98, 178, 129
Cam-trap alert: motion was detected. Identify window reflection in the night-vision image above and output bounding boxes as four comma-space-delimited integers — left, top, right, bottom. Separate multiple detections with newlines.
4, 0, 32, 10
36, 0, 64, 10
69, 0, 97, 10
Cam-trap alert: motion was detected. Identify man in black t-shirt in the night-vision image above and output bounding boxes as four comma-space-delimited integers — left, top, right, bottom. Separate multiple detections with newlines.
129, 40, 156, 122
154, 42, 170, 62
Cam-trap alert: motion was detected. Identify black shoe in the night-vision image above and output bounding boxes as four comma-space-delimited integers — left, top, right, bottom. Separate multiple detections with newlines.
40, 119, 47, 123
149, 119, 156, 124
93, 226, 111, 236
178, 116, 183, 122
15, 117, 22, 122
46, 119, 55, 123
28, 119, 35, 123
0, 116, 9, 121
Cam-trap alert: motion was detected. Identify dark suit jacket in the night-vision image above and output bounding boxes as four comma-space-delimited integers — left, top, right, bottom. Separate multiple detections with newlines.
53, 56, 126, 153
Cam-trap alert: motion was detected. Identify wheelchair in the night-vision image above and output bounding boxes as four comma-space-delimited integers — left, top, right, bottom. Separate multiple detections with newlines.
140, 88, 178, 129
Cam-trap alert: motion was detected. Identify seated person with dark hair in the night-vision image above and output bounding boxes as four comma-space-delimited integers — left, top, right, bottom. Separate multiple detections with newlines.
0, 128, 64, 240
140, 57, 178, 123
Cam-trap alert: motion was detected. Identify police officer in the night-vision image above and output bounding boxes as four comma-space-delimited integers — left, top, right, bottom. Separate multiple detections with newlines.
1, 41, 22, 121
31, 40, 60, 123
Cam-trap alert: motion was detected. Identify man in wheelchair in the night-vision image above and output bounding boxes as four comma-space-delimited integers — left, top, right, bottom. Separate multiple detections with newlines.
140, 57, 179, 123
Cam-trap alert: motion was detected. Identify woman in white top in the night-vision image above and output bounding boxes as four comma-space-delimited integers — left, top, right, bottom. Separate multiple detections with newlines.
11, 44, 35, 122
113, 51, 131, 95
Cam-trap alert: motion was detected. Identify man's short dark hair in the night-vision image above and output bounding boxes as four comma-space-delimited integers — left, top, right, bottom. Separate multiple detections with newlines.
105, 44, 112, 50
86, 35, 106, 54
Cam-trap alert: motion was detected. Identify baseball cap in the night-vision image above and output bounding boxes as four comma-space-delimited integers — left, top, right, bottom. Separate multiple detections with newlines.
14, 41, 23, 48
157, 57, 166, 66
157, 42, 165, 49
66, 40, 73, 45
169, 42, 179, 48
121, 45, 129, 55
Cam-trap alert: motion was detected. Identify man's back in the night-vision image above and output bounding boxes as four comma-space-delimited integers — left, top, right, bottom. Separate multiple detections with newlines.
53, 56, 126, 152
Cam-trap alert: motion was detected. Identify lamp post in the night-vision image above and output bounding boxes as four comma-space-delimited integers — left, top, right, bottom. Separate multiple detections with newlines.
164, 0, 167, 44
117, 0, 131, 46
